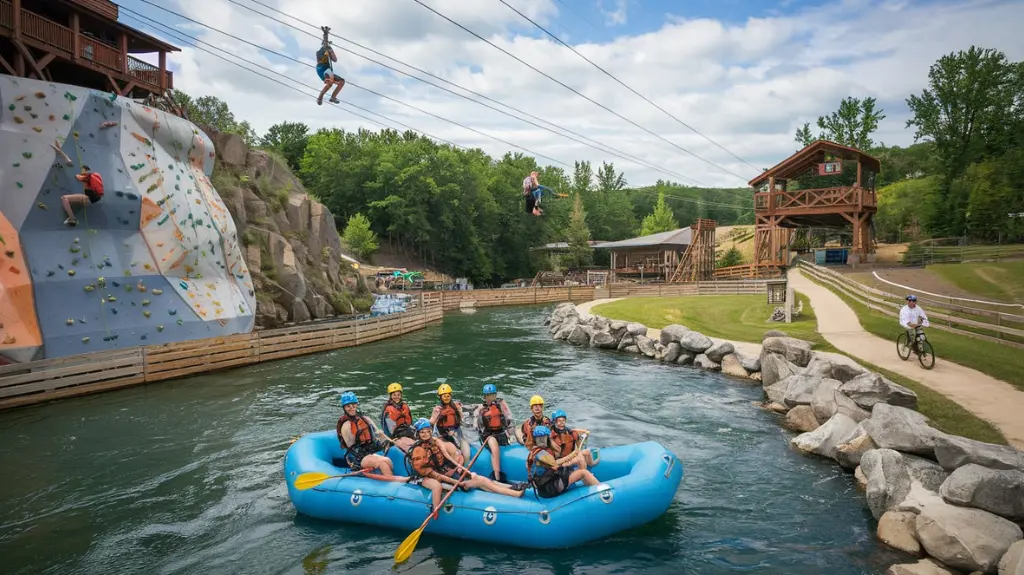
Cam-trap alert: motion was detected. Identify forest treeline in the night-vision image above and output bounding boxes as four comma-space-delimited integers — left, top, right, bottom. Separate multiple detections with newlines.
168, 45, 1022, 282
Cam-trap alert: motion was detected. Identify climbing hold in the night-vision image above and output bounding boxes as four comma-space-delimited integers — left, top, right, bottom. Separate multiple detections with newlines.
143, 310, 151, 318
46, 270, 55, 277
156, 325, 164, 332
97, 277, 106, 288
2, 334, 16, 345
67, 269, 75, 276
66, 318, 74, 325
111, 308, 118, 315
8, 266, 19, 274
13, 116, 24, 124
152, 289, 162, 295
73, 238, 79, 243
176, 319, 183, 325
7, 104, 13, 111
84, 284, 95, 292
81, 337, 90, 344
37, 202, 47, 210
107, 295, 116, 302
70, 246, 80, 253
32, 126, 42, 133
34, 91, 45, 98
22, 152, 31, 158
141, 299, 151, 306
168, 309, 176, 316
4, 250, 14, 258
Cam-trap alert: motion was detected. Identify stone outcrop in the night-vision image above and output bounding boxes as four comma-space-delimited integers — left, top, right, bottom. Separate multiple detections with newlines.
545, 304, 1024, 575
208, 131, 370, 328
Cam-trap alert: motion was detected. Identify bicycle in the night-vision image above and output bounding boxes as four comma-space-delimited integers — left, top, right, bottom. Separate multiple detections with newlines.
896, 326, 935, 370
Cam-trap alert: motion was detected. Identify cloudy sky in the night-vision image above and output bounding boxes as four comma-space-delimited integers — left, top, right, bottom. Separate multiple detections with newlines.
121, 0, 1024, 190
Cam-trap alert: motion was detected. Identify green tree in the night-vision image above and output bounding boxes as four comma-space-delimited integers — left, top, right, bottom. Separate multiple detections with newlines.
637, 191, 679, 236
716, 246, 743, 268
563, 192, 593, 269
905, 46, 1021, 234
261, 121, 310, 172
341, 212, 379, 261
796, 97, 885, 149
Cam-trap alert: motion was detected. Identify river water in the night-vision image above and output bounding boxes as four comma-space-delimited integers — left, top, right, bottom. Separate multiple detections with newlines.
0, 305, 904, 574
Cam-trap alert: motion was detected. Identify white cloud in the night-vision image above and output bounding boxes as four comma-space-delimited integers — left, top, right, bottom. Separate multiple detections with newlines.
600, 0, 629, 26
153, 0, 1024, 191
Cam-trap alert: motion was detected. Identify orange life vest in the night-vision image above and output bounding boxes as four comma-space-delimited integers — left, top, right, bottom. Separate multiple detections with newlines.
479, 401, 507, 433
382, 401, 412, 428
521, 416, 552, 447
527, 446, 559, 487
337, 413, 375, 449
436, 401, 461, 431
551, 427, 579, 458
410, 439, 453, 477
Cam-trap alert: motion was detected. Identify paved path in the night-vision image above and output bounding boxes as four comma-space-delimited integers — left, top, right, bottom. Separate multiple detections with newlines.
789, 269, 1024, 449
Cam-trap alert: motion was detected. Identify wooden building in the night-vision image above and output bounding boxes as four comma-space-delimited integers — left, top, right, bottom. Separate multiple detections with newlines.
0, 0, 178, 97
750, 140, 880, 268
595, 228, 695, 282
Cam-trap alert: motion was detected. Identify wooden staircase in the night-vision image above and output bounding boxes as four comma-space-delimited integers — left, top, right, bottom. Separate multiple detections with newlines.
670, 219, 717, 282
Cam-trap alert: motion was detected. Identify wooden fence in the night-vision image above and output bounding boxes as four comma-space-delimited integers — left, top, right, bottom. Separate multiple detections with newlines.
605, 280, 773, 298
0, 294, 444, 411
798, 260, 1024, 347
438, 286, 595, 311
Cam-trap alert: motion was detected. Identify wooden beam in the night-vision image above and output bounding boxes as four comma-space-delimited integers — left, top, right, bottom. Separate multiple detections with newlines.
0, 53, 14, 75
120, 33, 128, 74
119, 81, 137, 96
12, 40, 48, 82
106, 74, 120, 94
71, 13, 80, 61
159, 51, 167, 91
12, 0, 21, 39
37, 53, 55, 70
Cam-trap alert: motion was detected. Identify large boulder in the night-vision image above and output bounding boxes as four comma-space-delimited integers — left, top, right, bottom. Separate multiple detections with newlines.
626, 322, 648, 337
720, 353, 749, 378
939, 464, 1024, 521
693, 354, 721, 371
635, 335, 657, 357
933, 435, 1024, 472
999, 540, 1024, 575
780, 374, 827, 408
835, 425, 877, 469
802, 355, 836, 378
764, 381, 789, 406
659, 324, 690, 345
616, 333, 635, 351
590, 331, 619, 349
566, 325, 592, 346
878, 510, 922, 555
885, 559, 959, 575
904, 454, 951, 493
705, 341, 735, 363
862, 449, 913, 520
553, 317, 579, 340
662, 342, 684, 363
863, 403, 943, 458
760, 352, 800, 386
736, 352, 761, 373
784, 405, 820, 432
915, 501, 1023, 573
762, 336, 813, 367
839, 372, 919, 410
791, 413, 859, 461
678, 331, 713, 354
676, 351, 696, 366
811, 379, 871, 423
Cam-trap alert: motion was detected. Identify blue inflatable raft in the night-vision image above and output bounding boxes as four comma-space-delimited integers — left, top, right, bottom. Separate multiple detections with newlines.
283, 431, 684, 549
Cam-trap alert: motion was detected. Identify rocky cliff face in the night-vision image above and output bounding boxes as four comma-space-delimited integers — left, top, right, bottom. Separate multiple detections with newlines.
206, 130, 369, 329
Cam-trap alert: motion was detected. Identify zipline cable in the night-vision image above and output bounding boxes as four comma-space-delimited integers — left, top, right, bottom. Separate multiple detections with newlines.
497, 0, 763, 173
202, 0, 712, 187
409, 0, 755, 183
131, 0, 574, 169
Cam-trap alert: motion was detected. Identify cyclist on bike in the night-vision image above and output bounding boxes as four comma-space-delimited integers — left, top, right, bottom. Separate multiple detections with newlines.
899, 295, 930, 350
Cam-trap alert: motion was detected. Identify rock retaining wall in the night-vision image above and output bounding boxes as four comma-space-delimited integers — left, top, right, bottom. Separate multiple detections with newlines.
546, 302, 1024, 575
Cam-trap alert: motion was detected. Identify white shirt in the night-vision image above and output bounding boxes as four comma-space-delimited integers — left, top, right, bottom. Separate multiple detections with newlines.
899, 304, 930, 329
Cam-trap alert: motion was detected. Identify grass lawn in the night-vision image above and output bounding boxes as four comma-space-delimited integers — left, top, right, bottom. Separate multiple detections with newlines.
930, 261, 1024, 304
804, 276, 1024, 392
590, 291, 1009, 445
592, 293, 828, 348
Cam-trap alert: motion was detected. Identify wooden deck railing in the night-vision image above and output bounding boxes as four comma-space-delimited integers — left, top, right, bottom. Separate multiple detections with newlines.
0, 1, 170, 91
754, 186, 876, 214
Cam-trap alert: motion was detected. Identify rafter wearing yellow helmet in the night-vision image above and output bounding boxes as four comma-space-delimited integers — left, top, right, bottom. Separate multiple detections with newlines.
381, 382, 415, 451
430, 384, 469, 463
387, 382, 403, 395
519, 395, 552, 449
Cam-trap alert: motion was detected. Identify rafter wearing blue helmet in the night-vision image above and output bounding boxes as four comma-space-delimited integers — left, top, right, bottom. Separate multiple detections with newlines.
550, 409, 597, 470
527, 424, 599, 499
473, 382, 516, 482
337, 391, 395, 477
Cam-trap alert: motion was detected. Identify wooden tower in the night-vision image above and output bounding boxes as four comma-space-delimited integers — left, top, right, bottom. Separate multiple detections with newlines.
750, 140, 881, 269
0, 0, 179, 98
670, 219, 716, 282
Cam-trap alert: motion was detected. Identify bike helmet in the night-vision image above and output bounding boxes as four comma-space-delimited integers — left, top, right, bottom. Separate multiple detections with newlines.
906, 295, 917, 302
340, 391, 358, 407
413, 418, 432, 432
387, 382, 403, 394
552, 409, 566, 421
482, 383, 497, 395
532, 425, 551, 437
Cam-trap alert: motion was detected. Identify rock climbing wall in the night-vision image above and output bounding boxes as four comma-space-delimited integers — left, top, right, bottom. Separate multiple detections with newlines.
0, 75, 255, 363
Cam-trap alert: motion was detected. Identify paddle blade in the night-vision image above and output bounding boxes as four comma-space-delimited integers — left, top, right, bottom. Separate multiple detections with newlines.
293, 472, 333, 491
394, 526, 424, 564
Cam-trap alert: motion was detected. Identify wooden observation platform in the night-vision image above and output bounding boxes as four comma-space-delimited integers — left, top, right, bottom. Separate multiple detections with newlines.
750, 140, 880, 268
0, 0, 178, 97
670, 218, 716, 282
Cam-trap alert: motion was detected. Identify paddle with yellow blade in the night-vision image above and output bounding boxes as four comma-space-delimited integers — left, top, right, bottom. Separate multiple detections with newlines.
293, 469, 410, 491
394, 444, 487, 564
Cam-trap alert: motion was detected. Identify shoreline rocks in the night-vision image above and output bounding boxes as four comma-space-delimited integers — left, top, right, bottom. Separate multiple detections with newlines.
546, 302, 1024, 574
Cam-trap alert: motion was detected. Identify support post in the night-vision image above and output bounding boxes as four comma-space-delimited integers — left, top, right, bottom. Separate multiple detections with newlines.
71, 13, 80, 60
120, 33, 128, 74
159, 51, 167, 91
12, 0, 21, 39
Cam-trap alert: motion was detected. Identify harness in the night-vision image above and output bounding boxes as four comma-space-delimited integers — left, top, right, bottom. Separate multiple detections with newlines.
479, 400, 507, 434
337, 413, 382, 465
527, 446, 562, 491
380, 401, 414, 439
406, 438, 453, 478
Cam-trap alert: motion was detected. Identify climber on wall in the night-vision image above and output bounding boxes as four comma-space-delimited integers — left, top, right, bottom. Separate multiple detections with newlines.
315, 26, 345, 106
62, 165, 103, 227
